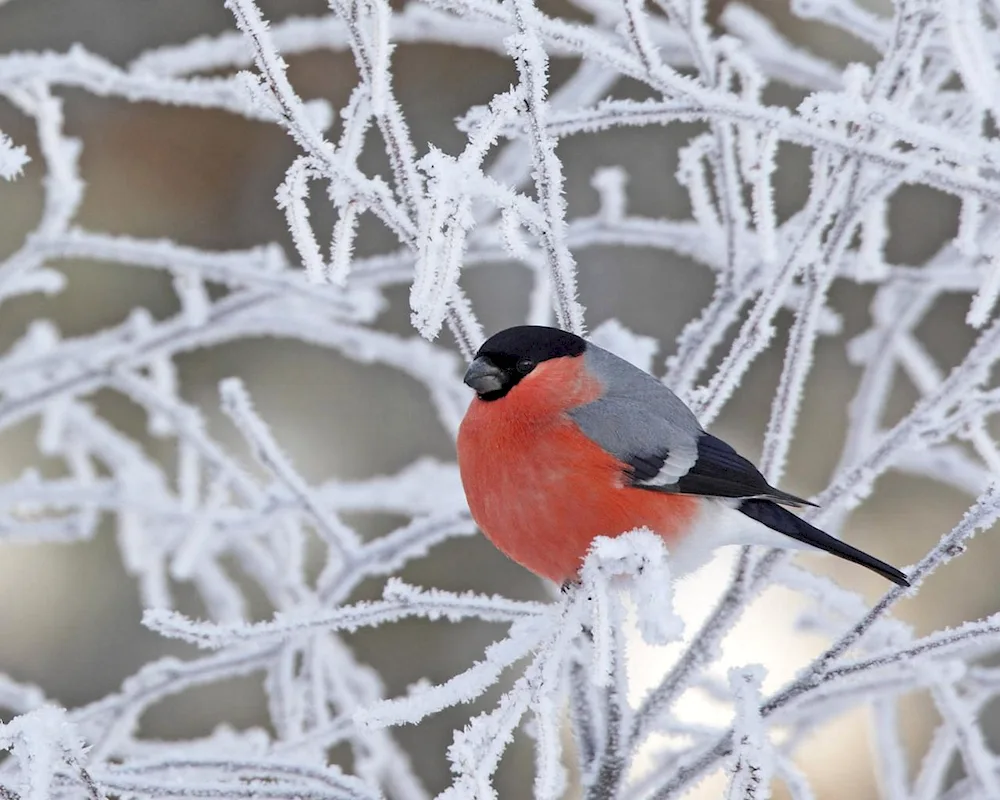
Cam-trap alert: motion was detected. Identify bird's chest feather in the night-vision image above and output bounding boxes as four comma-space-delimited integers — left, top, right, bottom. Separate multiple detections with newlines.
462, 407, 623, 525
457, 368, 698, 582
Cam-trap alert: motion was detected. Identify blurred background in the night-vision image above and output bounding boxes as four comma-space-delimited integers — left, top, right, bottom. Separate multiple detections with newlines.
0, 0, 994, 796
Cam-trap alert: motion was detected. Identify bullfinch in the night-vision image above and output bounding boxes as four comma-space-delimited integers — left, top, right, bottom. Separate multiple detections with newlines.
457, 325, 909, 587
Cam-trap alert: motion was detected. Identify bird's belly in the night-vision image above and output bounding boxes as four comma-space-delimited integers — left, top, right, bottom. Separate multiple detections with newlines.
458, 415, 699, 583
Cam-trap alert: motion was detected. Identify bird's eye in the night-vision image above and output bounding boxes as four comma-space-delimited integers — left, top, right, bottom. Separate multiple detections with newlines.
516, 358, 535, 375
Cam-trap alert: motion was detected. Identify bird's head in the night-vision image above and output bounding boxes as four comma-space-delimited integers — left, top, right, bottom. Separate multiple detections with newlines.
463, 325, 587, 401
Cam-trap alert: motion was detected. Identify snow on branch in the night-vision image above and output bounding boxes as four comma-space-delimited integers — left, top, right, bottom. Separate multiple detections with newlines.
3, 0, 1000, 798
0, 131, 28, 180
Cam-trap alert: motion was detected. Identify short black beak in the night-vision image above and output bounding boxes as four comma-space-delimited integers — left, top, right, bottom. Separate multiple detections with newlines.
464, 357, 504, 394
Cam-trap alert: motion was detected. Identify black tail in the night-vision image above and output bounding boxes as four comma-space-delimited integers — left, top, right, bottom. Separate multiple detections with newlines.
739, 499, 910, 587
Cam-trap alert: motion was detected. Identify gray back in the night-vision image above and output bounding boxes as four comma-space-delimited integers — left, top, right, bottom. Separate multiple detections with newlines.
567, 345, 702, 486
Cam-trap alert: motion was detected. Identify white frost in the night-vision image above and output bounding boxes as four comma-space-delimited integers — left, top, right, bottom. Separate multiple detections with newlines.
3, 0, 1000, 798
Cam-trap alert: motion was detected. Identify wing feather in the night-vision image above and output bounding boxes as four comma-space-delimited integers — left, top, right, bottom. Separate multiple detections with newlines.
568, 344, 813, 506
673, 434, 814, 506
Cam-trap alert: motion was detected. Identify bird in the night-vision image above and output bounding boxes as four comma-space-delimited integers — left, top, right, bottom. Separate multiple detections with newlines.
456, 325, 909, 588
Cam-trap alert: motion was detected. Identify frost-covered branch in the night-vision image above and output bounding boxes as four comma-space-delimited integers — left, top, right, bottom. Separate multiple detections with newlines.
4, 0, 1000, 797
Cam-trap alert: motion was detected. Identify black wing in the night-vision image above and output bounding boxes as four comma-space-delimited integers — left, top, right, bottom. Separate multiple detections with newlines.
667, 433, 815, 507
624, 450, 671, 483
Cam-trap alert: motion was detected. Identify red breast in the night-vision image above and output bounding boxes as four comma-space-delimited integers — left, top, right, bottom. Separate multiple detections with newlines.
457, 356, 699, 583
